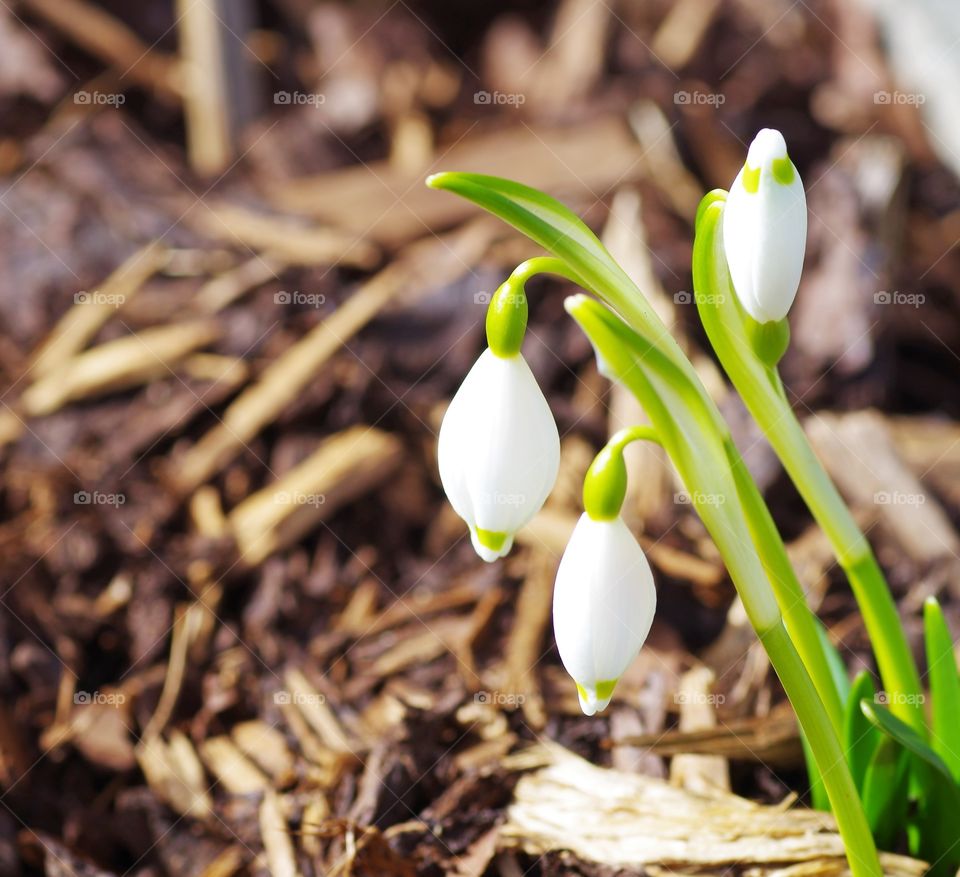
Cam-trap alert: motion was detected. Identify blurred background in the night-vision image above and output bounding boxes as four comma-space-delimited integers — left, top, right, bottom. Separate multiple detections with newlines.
1, 0, 959, 874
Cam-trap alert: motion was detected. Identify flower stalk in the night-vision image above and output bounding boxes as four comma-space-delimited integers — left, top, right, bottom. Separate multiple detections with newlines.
693, 191, 925, 735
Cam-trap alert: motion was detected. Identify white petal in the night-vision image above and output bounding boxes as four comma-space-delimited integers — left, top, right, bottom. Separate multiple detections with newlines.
438, 349, 560, 560
723, 128, 807, 323
553, 514, 656, 713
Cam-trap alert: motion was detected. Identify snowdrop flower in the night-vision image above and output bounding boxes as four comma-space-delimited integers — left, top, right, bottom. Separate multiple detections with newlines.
723, 128, 807, 324
553, 428, 657, 715
438, 283, 560, 562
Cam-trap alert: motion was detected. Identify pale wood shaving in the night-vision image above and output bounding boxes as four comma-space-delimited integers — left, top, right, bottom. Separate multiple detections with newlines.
136, 732, 214, 822
191, 203, 379, 269
260, 789, 301, 877
30, 241, 168, 378
23, 320, 218, 417
200, 735, 270, 794
669, 666, 731, 794
228, 426, 402, 565
502, 744, 926, 876
173, 220, 494, 492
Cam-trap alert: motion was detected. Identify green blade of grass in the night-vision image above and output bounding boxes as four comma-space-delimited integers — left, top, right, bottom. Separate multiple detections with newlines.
924, 596, 960, 783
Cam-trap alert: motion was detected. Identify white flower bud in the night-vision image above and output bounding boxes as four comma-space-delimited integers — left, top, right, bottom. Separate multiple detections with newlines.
438, 348, 560, 562
723, 128, 807, 324
553, 513, 656, 715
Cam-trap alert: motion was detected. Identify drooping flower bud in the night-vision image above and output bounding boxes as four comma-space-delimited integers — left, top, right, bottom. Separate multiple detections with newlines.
438, 283, 560, 562
723, 128, 807, 324
553, 428, 657, 715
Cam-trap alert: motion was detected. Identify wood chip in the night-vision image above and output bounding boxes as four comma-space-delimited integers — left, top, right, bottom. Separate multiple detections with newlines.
22, 320, 218, 417
30, 241, 168, 378
502, 744, 926, 875
269, 117, 643, 245
282, 668, 355, 755
805, 410, 960, 567
668, 666, 730, 794
488, 548, 554, 729
231, 720, 296, 784
172, 220, 494, 492
260, 789, 301, 877
200, 735, 269, 794
228, 426, 402, 565
190, 203, 379, 269
137, 732, 214, 822
20, 0, 179, 100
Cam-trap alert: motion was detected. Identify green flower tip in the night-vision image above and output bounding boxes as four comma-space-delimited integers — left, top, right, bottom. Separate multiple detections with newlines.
486, 281, 528, 357
740, 155, 796, 194
475, 528, 509, 552
575, 679, 619, 714
772, 156, 795, 185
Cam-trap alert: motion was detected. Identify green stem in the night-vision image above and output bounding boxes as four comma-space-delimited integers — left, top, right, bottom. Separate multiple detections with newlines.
692, 195, 925, 734
761, 624, 883, 877
724, 436, 844, 735
568, 296, 880, 877
759, 366, 925, 733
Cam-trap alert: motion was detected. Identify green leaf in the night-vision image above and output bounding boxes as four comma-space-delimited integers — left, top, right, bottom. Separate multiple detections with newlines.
817, 620, 852, 705
924, 596, 960, 783
860, 733, 909, 850
862, 700, 960, 874
801, 623, 851, 811
846, 672, 880, 793
426, 172, 669, 362
799, 729, 831, 811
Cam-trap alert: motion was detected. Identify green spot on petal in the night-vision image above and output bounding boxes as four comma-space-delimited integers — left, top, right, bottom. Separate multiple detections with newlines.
772, 156, 795, 185
576, 679, 618, 702
742, 164, 760, 193
475, 528, 508, 552
595, 679, 617, 701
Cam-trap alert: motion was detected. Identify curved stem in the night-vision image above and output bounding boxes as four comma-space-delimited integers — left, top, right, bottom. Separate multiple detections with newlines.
759, 366, 925, 733
762, 624, 883, 877
691, 195, 924, 734
724, 436, 845, 734
568, 295, 880, 877
608, 424, 662, 449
